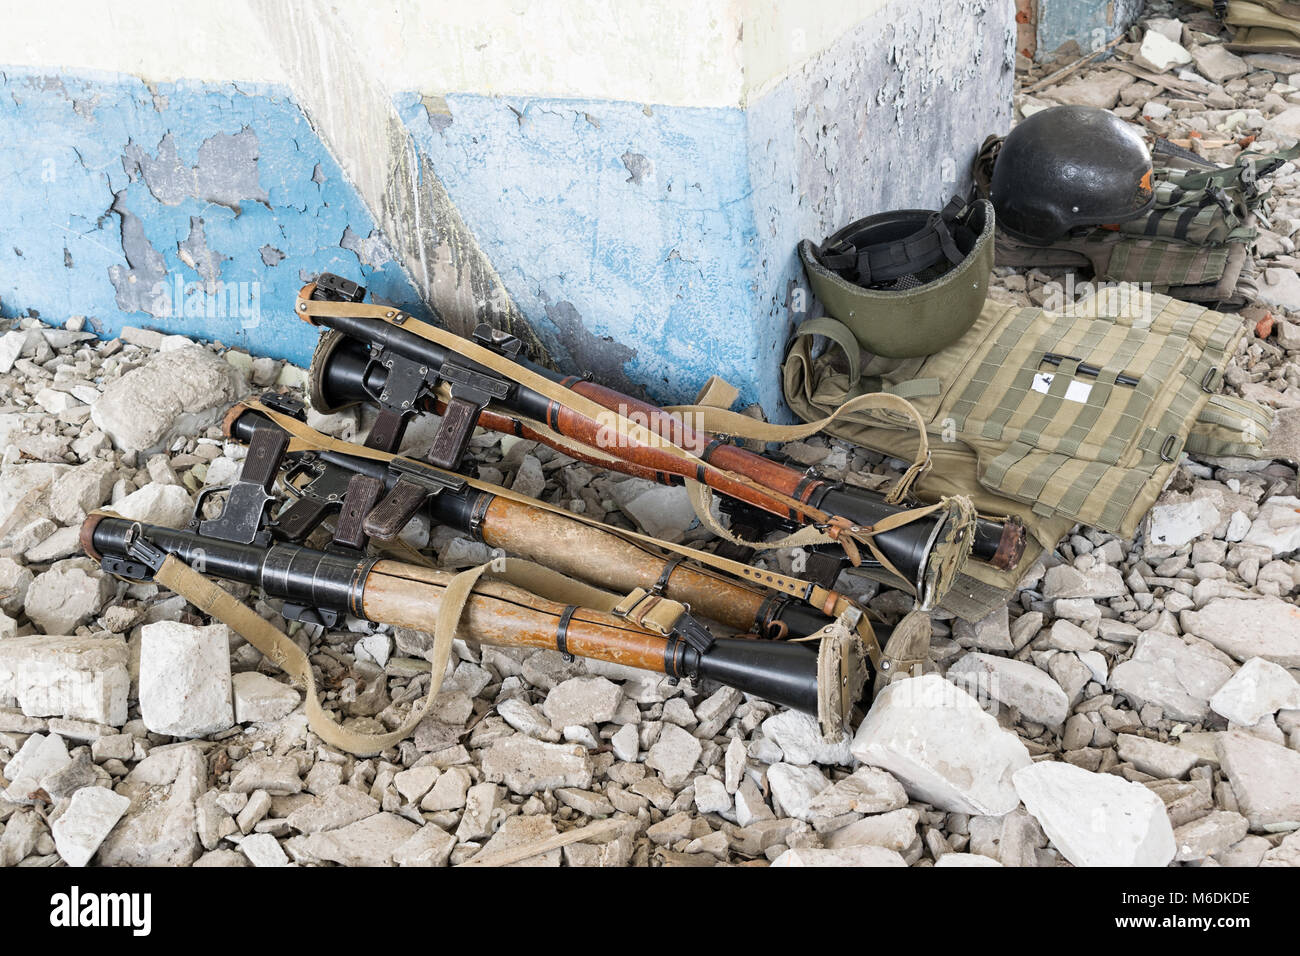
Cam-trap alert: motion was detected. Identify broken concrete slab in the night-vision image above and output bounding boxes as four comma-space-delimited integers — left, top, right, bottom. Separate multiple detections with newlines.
22, 559, 113, 635
851, 675, 1031, 815
1211, 657, 1300, 727
0, 635, 129, 726
1014, 761, 1176, 867
948, 652, 1070, 728
51, 785, 131, 867
644, 723, 703, 788
1180, 597, 1300, 667
138, 621, 234, 738
1216, 731, 1300, 831
91, 345, 248, 454
480, 736, 593, 794
759, 709, 854, 766
1108, 631, 1234, 721
770, 845, 906, 866
96, 744, 206, 866
285, 812, 418, 866
231, 671, 300, 724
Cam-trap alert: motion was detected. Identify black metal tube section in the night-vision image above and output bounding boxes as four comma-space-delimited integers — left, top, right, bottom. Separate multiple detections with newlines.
677, 637, 820, 715
91, 518, 370, 616
765, 600, 837, 640
313, 315, 556, 420
808, 485, 941, 584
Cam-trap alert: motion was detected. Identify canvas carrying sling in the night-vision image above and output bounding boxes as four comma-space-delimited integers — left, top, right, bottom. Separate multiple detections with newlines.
783, 290, 1253, 620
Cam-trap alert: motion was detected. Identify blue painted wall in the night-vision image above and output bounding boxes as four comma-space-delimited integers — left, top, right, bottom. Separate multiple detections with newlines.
0, 0, 1013, 414
398, 92, 775, 409
1035, 0, 1143, 60
0, 68, 421, 365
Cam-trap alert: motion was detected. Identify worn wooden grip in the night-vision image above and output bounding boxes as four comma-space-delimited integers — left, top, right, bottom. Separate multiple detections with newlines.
363, 477, 428, 540
477, 496, 767, 633
333, 474, 385, 550
240, 425, 290, 490
360, 565, 668, 672
427, 395, 480, 469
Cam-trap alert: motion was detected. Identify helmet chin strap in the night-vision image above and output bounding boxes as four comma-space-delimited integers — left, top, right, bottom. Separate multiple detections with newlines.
816, 196, 976, 288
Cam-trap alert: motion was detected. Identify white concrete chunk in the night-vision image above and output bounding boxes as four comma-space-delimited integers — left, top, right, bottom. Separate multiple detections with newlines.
644, 723, 703, 788
1108, 631, 1234, 721
231, 671, 300, 724
541, 676, 623, 728
51, 785, 131, 866
3, 732, 71, 804
1210, 657, 1300, 726
851, 674, 1031, 815
1216, 731, 1300, 831
948, 652, 1070, 728
766, 762, 830, 821
771, 846, 906, 867
1115, 733, 1199, 779
91, 345, 247, 454
110, 482, 195, 529
0, 635, 129, 725
1180, 598, 1300, 667
22, 559, 112, 635
138, 621, 234, 737
759, 709, 854, 766
1014, 761, 1176, 867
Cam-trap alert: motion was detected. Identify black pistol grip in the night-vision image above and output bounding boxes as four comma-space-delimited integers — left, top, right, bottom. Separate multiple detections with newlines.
426, 395, 480, 470
363, 477, 429, 540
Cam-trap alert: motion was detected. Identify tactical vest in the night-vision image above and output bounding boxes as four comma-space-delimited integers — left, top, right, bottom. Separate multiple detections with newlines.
1185, 0, 1300, 53
973, 137, 1299, 307
783, 292, 1258, 620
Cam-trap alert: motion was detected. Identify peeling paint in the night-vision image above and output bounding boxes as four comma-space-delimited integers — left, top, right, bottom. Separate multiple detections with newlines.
123, 128, 269, 213
0, 69, 422, 363
340, 225, 394, 269
620, 151, 652, 185
419, 94, 454, 134
177, 216, 227, 291
245, 0, 546, 368
107, 190, 169, 315
1035, 0, 1142, 61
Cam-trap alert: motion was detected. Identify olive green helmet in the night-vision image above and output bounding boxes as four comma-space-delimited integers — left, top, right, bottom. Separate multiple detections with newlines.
799, 197, 994, 359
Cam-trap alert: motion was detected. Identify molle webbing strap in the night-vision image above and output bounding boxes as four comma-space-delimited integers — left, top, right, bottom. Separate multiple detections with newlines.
241, 401, 885, 667
947, 306, 1040, 432
977, 314, 1080, 441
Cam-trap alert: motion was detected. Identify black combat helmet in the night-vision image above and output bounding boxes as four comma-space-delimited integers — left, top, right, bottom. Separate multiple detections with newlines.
990, 105, 1155, 244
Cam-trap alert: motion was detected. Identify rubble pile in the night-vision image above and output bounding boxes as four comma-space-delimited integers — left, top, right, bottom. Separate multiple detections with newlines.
2, 4, 1300, 867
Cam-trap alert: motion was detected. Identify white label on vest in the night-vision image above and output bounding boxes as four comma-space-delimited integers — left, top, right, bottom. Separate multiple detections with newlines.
1032, 373, 1093, 404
